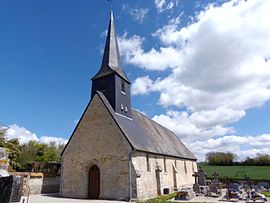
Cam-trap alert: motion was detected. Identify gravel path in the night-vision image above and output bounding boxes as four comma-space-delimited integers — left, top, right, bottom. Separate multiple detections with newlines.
19, 193, 270, 203
20, 194, 127, 203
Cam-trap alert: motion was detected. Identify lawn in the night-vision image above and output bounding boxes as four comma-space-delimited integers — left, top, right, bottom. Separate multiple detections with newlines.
199, 163, 270, 180
142, 193, 176, 203
261, 191, 270, 198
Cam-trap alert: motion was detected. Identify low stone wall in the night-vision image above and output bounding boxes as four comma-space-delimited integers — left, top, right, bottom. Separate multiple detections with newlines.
42, 176, 60, 194
9, 172, 60, 195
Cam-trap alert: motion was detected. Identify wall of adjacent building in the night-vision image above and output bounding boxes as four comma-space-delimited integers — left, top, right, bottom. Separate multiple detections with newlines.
132, 151, 197, 200
60, 94, 132, 200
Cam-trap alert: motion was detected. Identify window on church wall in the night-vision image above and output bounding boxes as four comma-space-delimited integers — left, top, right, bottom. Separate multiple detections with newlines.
121, 80, 125, 94
164, 157, 167, 173
146, 153, 150, 172
175, 159, 177, 169
184, 161, 187, 174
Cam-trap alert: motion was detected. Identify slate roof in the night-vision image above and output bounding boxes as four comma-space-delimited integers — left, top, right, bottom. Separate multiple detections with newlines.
97, 91, 197, 160
92, 11, 130, 83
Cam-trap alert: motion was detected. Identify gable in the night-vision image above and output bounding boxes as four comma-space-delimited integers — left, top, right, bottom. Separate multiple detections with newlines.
61, 94, 132, 156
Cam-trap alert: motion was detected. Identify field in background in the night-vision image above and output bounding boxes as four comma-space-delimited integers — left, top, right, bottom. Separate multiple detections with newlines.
199, 163, 270, 180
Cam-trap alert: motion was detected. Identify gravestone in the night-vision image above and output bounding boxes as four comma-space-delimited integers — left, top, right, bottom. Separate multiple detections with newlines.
10, 176, 24, 202
208, 172, 221, 196
197, 166, 207, 186
0, 176, 13, 203
192, 172, 199, 193
0, 176, 23, 202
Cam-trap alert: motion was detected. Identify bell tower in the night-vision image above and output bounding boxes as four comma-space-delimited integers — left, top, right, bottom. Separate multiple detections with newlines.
91, 11, 132, 118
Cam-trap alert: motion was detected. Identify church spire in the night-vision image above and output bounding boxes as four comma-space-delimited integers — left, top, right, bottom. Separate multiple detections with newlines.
91, 10, 132, 118
92, 11, 130, 83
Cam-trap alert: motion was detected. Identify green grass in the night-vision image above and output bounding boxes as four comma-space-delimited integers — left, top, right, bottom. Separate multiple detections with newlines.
199, 163, 270, 180
261, 191, 270, 198
141, 193, 176, 203
141, 193, 207, 203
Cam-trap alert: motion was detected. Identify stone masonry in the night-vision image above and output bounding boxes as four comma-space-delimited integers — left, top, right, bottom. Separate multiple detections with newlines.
132, 151, 197, 200
60, 94, 132, 200
60, 94, 197, 200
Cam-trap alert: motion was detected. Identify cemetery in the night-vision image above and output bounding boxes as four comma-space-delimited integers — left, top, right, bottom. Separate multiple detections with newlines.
172, 166, 269, 203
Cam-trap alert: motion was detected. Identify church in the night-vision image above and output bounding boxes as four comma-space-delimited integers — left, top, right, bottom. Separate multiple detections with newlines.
60, 12, 197, 201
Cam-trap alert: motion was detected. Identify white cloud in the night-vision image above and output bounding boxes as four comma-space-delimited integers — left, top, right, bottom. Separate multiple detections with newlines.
132, 76, 154, 95
129, 8, 149, 23
6, 124, 38, 143
121, 0, 270, 160
118, 33, 180, 70
152, 109, 238, 141
126, 0, 270, 111
39, 136, 68, 145
187, 134, 270, 161
154, 0, 179, 13
122, 5, 149, 23
4, 124, 67, 145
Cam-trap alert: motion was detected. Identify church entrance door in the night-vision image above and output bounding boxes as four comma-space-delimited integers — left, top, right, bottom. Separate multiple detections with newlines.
88, 165, 100, 199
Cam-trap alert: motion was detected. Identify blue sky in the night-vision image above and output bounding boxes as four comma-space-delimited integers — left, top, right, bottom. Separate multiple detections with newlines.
1, 0, 270, 160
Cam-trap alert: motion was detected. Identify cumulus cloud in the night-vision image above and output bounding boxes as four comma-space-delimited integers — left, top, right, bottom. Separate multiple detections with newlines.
132, 76, 154, 95
5, 124, 38, 143
187, 134, 270, 161
4, 124, 67, 146
118, 33, 180, 70
39, 136, 68, 145
153, 109, 239, 141
119, 0, 270, 159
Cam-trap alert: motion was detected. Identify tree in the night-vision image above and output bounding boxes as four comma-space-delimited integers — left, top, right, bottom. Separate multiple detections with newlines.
206, 151, 236, 165
0, 127, 6, 147
0, 125, 65, 171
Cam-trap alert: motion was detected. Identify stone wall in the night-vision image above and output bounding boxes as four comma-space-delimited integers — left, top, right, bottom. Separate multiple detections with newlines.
42, 176, 60, 194
132, 151, 197, 200
29, 175, 60, 194
60, 95, 132, 200
9, 172, 60, 195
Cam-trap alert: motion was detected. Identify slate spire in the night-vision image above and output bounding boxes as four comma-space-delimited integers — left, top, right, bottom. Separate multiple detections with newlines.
92, 11, 130, 83
91, 10, 132, 118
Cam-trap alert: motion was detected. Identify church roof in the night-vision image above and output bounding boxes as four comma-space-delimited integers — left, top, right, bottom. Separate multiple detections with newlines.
97, 91, 197, 160
92, 11, 130, 83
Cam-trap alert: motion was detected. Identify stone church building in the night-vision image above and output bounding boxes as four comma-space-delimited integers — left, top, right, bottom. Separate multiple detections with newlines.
60, 12, 197, 201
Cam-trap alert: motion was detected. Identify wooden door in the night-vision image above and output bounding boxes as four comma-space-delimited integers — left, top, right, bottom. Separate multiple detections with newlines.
88, 165, 100, 199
